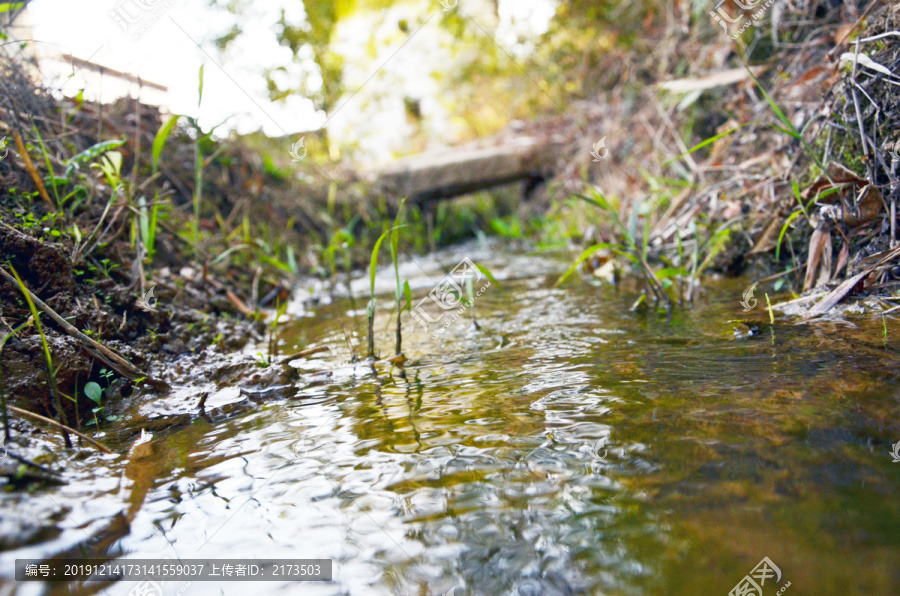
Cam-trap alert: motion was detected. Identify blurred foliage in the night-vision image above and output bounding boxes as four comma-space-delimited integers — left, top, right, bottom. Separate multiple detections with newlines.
210, 0, 411, 113
206, 0, 671, 136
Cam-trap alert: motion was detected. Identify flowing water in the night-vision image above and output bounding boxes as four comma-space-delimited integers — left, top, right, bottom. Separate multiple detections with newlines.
3, 241, 900, 595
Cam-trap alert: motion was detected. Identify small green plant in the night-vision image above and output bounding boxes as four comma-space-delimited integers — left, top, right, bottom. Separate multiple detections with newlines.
267, 299, 289, 364
137, 195, 160, 260
466, 263, 499, 328
97, 258, 120, 278
388, 199, 411, 358
73, 152, 126, 263
99, 368, 115, 390
745, 66, 826, 172
152, 114, 180, 175
62, 137, 126, 213
322, 225, 356, 295
557, 188, 674, 308
181, 65, 230, 242
489, 216, 522, 239
684, 218, 732, 303
193, 65, 205, 235
84, 381, 104, 428
366, 223, 403, 360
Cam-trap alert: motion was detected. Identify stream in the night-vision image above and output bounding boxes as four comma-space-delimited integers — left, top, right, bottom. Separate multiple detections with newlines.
2, 240, 900, 595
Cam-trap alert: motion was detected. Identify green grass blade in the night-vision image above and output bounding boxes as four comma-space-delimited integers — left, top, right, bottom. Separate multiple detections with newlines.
572, 192, 636, 251
369, 228, 394, 295
403, 281, 412, 313
152, 115, 180, 174
641, 211, 651, 259
662, 125, 745, 166
655, 267, 689, 279
258, 253, 295, 274
198, 65, 205, 107
627, 205, 639, 251
390, 199, 406, 298
775, 209, 803, 261
7, 264, 70, 444
791, 181, 809, 219
148, 199, 159, 255
9, 266, 51, 370
745, 65, 800, 140
138, 195, 150, 248
772, 125, 800, 139
474, 263, 500, 288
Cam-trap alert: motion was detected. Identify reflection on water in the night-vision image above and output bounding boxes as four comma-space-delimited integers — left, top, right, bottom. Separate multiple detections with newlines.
3, 243, 900, 595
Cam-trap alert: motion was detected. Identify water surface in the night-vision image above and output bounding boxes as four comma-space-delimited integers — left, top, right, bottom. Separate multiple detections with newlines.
3, 243, 900, 595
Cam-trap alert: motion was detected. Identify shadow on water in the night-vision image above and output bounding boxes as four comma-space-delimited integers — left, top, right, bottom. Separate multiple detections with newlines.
3, 244, 900, 595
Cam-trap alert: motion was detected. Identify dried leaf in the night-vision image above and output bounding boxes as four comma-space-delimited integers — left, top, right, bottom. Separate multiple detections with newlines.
803, 163, 883, 226
806, 245, 900, 317
816, 229, 833, 288
841, 186, 883, 227
835, 242, 849, 276
803, 162, 866, 204
834, 23, 855, 45
659, 66, 768, 94
806, 269, 871, 317
839, 52, 894, 76
804, 226, 829, 291
749, 214, 784, 255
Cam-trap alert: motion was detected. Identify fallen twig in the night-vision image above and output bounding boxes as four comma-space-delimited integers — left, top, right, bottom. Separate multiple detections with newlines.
0, 266, 169, 389
8, 405, 112, 454
226, 290, 252, 315
280, 345, 330, 363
